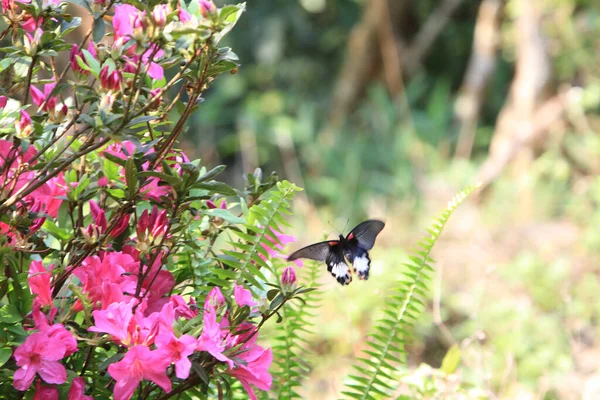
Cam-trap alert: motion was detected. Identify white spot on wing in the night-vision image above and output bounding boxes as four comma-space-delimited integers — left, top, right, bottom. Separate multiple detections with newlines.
353, 253, 370, 280
328, 262, 351, 284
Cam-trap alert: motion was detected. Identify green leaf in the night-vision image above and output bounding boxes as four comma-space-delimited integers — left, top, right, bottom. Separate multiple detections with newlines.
92, 17, 106, 43
197, 165, 226, 182
440, 344, 461, 374
193, 181, 236, 195
202, 208, 245, 224
125, 158, 138, 199
0, 347, 12, 367
82, 48, 100, 77
0, 304, 23, 323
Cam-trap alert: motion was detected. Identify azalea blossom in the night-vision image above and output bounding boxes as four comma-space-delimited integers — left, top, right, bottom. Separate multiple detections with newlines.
234, 284, 257, 308
33, 381, 59, 400
260, 228, 303, 267
27, 260, 53, 307
13, 324, 77, 390
155, 331, 197, 379
68, 377, 94, 400
108, 345, 171, 400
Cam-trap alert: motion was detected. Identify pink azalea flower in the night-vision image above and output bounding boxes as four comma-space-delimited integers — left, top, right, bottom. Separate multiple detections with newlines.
112, 4, 143, 38
74, 252, 138, 309
155, 332, 197, 379
13, 325, 76, 390
30, 174, 67, 218
89, 300, 134, 344
69, 377, 93, 400
169, 295, 198, 319
28, 260, 53, 306
234, 284, 257, 308
108, 345, 171, 400
260, 228, 303, 267
196, 306, 233, 367
88, 200, 130, 238
0, 95, 7, 109
34, 381, 59, 400
30, 82, 57, 112
226, 337, 272, 400
205, 287, 225, 311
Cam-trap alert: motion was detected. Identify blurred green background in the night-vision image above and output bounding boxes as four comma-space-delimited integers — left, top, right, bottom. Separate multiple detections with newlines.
181, 0, 600, 398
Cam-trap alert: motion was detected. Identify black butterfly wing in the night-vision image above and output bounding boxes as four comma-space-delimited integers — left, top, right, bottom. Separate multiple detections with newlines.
346, 220, 385, 250
288, 241, 337, 262
326, 243, 352, 285
288, 241, 351, 285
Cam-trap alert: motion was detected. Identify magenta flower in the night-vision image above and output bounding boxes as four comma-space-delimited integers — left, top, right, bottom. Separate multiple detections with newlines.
30, 82, 57, 112
74, 252, 138, 309
234, 284, 257, 308
108, 345, 171, 400
155, 331, 197, 379
197, 306, 233, 367
34, 381, 59, 400
28, 260, 53, 307
205, 286, 226, 311
0, 95, 7, 109
89, 200, 130, 237
13, 325, 76, 390
89, 300, 134, 344
227, 344, 273, 400
112, 4, 144, 38
260, 228, 303, 267
68, 377, 93, 400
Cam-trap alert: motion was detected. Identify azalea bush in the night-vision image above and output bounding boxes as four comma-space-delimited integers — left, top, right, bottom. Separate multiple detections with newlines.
0, 0, 316, 398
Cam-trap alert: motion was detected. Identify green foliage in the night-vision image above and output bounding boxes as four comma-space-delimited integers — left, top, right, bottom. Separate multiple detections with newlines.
220, 180, 302, 292
342, 184, 480, 399
269, 260, 322, 399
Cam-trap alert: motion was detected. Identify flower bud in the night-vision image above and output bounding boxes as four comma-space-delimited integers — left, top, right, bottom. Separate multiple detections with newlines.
198, 0, 215, 17
70, 45, 86, 75
99, 91, 117, 113
281, 266, 297, 292
99, 66, 122, 91
15, 110, 33, 138
152, 4, 168, 27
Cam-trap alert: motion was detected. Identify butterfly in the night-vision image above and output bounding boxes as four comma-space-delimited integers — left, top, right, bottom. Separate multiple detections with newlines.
287, 220, 385, 285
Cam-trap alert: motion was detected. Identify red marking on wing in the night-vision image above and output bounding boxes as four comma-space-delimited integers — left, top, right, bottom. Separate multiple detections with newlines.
328, 241, 338, 246
348, 233, 354, 240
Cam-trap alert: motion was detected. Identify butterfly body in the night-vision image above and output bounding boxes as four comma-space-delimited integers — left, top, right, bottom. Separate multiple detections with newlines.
288, 220, 385, 285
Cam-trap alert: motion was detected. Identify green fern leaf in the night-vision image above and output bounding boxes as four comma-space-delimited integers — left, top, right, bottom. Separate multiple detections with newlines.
270, 259, 323, 399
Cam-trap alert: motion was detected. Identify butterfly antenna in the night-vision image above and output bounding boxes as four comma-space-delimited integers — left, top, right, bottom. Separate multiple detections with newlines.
342, 218, 350, 233
327, 220, 340, 235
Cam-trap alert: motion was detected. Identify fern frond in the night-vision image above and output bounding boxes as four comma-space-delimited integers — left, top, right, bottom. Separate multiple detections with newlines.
270, 260, 323, 399
218, 180, 301, 291
341, 184, 480, 400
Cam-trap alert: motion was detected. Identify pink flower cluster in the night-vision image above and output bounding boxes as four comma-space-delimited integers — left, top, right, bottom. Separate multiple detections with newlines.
0, 140, 66, 246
